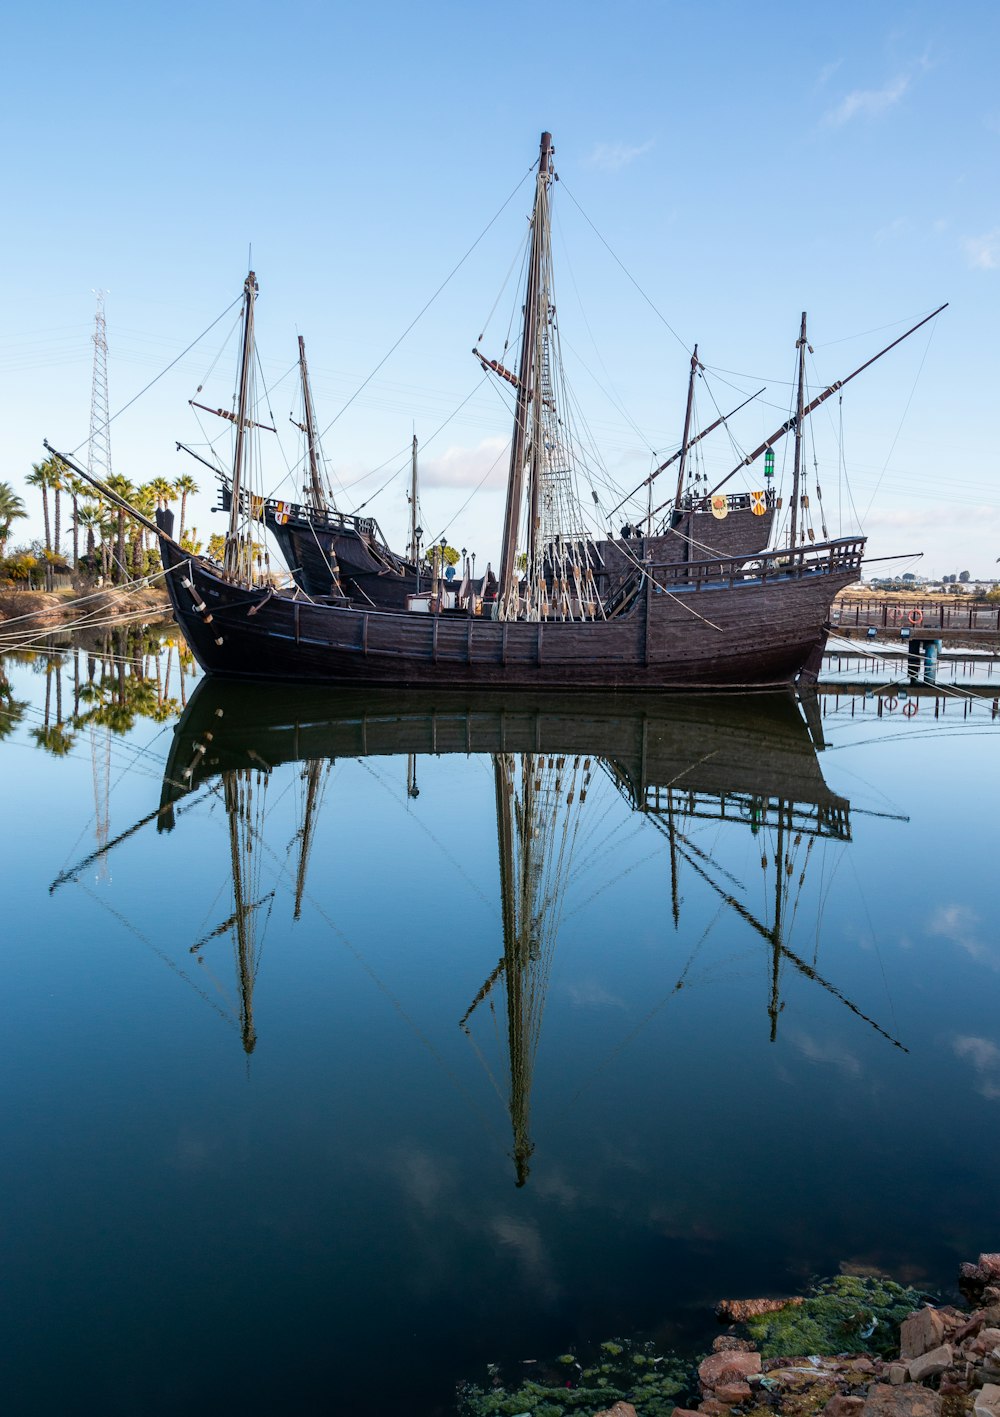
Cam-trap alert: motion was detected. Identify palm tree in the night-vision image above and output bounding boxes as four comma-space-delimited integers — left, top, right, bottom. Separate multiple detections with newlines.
65, 474, 88, 568
50, 459, 64, 558
25, 461, 54, 552
105, 475, 135, 584
76, 503, 101, 566
132, 484, 157, 572
0, 481, 27, 556
148, 477, 175, 513
174, 473, 199, 544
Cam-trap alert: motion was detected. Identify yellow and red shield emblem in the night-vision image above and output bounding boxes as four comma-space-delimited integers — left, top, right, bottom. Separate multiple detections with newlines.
750, 490, 766, 516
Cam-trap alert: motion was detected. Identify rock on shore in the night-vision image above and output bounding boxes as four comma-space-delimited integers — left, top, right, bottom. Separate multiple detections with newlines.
696, 1252, 1000, 1417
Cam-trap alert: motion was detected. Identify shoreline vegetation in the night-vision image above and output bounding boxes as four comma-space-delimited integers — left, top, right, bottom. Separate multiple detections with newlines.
458, 1252, 1000, 1417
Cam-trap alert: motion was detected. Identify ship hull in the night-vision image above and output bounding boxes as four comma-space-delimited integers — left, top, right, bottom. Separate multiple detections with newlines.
159, 533, 863, 691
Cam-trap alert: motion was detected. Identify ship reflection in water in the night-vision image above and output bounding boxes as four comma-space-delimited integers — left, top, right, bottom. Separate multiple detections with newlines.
144, 683, 903, 1188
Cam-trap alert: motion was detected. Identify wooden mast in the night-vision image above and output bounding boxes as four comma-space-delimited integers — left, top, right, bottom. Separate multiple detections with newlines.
225, 771, 258, 1055
224, 271, 258, 580
672, 346, 701, 514
298, 335, 327, 513
293, 761, 323, 921
703, 303, 948, 505
790, 312, 807, 550
408, 434, 419, 562
496, 754, 535, 1187
497, 131, 552, 618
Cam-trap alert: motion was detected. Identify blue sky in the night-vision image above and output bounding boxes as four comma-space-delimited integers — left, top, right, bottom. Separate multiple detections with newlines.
3, 0, 998, 576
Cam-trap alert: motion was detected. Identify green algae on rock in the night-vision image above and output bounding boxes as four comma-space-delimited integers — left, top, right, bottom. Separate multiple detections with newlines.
744, 1277, 924, 1359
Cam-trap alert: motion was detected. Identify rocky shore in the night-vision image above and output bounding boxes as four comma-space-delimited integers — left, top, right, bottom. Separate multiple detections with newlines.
668, 1252, 1000, 1417
462, 1253, 1000, 1417
0, 586, 172, 637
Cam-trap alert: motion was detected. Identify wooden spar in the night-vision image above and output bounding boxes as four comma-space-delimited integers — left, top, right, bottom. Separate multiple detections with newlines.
790, 312, 807, 550
672, 345, 701, 513
705, 302, 948, 501
298, 335, 327, 513
408, 434, 418, 562
498, 131, 552, 615
188, 401, 276, 433
610, 385, 764, 522
224, 271, 259, 579
176, 441, 225, 477
42, 441, 162, 539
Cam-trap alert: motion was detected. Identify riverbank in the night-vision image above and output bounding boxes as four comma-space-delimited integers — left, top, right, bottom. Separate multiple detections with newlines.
460, 1254, 1000, 1417
0, 585, 173, 639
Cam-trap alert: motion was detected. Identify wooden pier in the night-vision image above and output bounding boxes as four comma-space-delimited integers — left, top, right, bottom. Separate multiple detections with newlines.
832, 597, 1000, 646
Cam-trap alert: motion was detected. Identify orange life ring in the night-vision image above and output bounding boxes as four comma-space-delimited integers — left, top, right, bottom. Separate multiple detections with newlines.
903, 701, 919, 717
907, 609, 923, 626
885, 696, 898, 711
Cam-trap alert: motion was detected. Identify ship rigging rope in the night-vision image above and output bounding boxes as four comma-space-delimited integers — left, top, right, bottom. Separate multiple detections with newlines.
0, 563, 185, 653
224, 789, 504, 1138
557, 178, 689, 357
310, 162, 536, 445
860, 317, 939, 522
62, 295, 244, 461
350, 374, 491, 516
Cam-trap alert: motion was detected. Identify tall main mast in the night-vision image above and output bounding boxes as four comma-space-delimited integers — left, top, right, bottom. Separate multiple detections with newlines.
790, 312, 807, 550
497, 131, 553, 617
224, 271, 259, 580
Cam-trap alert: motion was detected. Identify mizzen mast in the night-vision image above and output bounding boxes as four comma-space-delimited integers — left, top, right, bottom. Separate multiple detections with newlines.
298, 335, 327, 513
407, 434, 420, 564
671, 345, 701, 518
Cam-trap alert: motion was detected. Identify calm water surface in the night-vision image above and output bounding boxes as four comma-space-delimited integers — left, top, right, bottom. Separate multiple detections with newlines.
1, 631, 998, 1415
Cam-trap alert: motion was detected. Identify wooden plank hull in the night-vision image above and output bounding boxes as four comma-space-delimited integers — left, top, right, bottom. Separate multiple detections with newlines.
162, 680, 848, 828
159, 534, 862, 691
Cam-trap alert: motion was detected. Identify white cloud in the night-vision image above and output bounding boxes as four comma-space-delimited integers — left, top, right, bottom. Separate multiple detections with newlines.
952, 1035, 1000, 1101
816, 59, 844, 89
825, 74, 910, 126
563, 978, 627, 1010
587, 140, 653, 172
874, 216, 911, 245
963, 229, 1000, 270
420, 436, 509, 490
790, 1030, 863, 1078
953, 1036, 1000, 1071
928, 904, 999, 971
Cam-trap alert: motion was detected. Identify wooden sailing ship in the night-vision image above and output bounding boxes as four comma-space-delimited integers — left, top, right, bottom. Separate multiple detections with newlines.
47, 132, 944, 692
213, 335, 423, 606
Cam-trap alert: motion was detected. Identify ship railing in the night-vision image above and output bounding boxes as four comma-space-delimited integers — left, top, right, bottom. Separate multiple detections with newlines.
642, 788, 851, 842
221, 479, 400, 563
647, 537, 866, 592
678, 487, 777, 514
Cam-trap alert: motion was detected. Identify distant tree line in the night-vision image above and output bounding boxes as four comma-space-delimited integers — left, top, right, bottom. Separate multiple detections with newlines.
0, 460, 201, 589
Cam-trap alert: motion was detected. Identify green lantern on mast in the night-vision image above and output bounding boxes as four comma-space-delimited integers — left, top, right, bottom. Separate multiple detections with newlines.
764, 447, 775, 479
